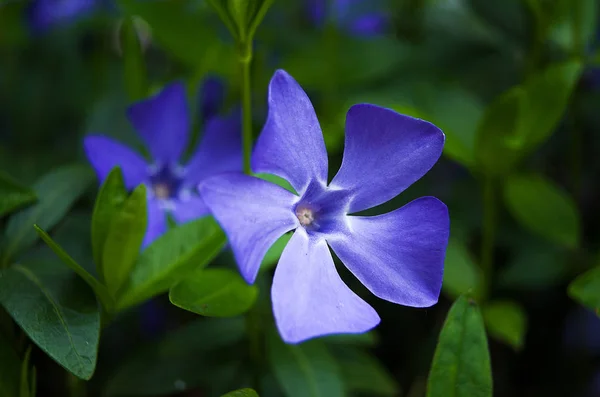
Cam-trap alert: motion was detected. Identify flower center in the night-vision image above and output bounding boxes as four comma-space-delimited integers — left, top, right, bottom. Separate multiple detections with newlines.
149, 164, 184, 201
295, 205, 315, 227
153, 183, 171, 199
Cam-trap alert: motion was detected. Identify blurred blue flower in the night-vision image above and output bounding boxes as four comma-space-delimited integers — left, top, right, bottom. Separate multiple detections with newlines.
307, 0, 389, 36
200, 70, 449, 343
84, 79, 242, 247
27, 0, 102, 32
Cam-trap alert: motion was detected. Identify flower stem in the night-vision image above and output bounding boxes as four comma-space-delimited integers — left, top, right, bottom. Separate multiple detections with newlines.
239, 41, 253, 175
67, 372, 86, 397
480, 177, 496, 300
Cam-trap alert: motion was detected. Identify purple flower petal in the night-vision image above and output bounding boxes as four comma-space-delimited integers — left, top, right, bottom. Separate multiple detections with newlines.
127, 83, 190, 164
28, 0, 97, 32
348, 13, 387, 36
142, 199, 167, 248
171, 196, 210, 224
184, 113, 242, 186
83, 135, 149, 190
328, 197, 449, 307
252, 70, 328, 194
272, 228, 380, 343
198, 76, 225, 123
199, 173, 299, 283
331, 104, 445, 213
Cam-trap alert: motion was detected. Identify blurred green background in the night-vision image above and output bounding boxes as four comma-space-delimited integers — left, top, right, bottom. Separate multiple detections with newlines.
1, 0, 600, 396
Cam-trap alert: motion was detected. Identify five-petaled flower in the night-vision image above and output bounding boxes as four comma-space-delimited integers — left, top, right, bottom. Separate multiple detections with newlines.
307, 0, 388, 36
84, 79, 241, 247
200, 70, 450, 343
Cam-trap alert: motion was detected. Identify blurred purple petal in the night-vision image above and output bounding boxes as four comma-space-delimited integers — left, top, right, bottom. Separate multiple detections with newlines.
142, 199, 167, 248
272, 228, 380, 343
171, 196, 209, 224
348, 13, 387, 36
328, 197, 449, 307
252, 70, 328, 194
184, 112, 242, 186
331, 104, 445, 213
199, 173, 299, 283
198, 76, 225, 123
127, 83, 190, 164
83, 135, 149, 189
28, 0, 98, 32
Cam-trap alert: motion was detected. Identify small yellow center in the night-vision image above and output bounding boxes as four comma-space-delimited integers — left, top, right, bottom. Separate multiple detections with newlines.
153, 183, 170, 199
295, 206, 314, 226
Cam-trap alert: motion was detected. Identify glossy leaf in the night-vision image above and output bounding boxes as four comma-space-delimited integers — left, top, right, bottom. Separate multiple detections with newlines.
105, 317, 245, 396
427, 296, 492, 397
483, 300, 527, 350
331, 346, 398, 396
504, 174, 580, 249
34, 225, 113, 310
102, 184, 147, 297
0, 329, 20, 397
91, 166, 128, 279
442, 238, 484, 300
116, 217, 226, 311
267, 331, 344, 397
568, 266, 600, 313
221, 388, 259, 397
1, 164, 93, 265
170, 268, 258, 317
0, 170, 36, 218
0, 261, 100, 380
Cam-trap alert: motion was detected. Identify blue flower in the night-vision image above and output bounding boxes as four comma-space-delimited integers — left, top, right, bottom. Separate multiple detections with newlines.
27, 0, 101, 32
199, 70, 449, 343
307, 0, 388, 36
84, 79, 242, 247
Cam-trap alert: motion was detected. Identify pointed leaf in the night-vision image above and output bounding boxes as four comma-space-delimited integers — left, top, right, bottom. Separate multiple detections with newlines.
221, 388, 259, 397
34, 225, 113, 310
170, 268, 258, 317
103, 184, 148, 297
1, 164, 94, 265
483, 300, 527, 350
442, 238, 484, 300
0, 170, 36, 218
91, 167, 128, 278
504, 174, 580, 249
427, 296, 492, 397
568, 266, 600, 313
0, 262, 100, 380
116, 217, 226, 311
267, 331, 344, 397
0, 328, 20, 397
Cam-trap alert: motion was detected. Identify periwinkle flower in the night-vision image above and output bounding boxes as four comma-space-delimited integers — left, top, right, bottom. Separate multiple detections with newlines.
28, 0, 100, 32
200, 70, 449, 343
85, 80, 241, 247
307, 0, 388, 36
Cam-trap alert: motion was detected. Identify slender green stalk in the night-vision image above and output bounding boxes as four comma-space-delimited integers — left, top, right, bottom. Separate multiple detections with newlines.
67, 373, 86, 397
480, 177, 496, 300
240, 42, 253, 175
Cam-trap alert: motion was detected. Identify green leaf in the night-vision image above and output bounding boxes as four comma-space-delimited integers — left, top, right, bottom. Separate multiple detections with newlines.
116, 217, 226, 311
549, 0, 598, 52
0, 261, 100, 380
1, 164, 94, 265
442, 238, 484, 300
267, 331, 344, 397
331, 345, 399, 396
170, 268, 258, 317
0, 170, 36, 218
91, 167, 128, 278
474, 87, 524, 176
102, 184, 148, 297
105, 317, 245, 396
504, 174, 580, 248
34, 225, 113, 310
260, 233, 292, 272
568, 266, 600, 313
426, 296, 492, 397
0, 328, 20, 397
221, 388, 259, 397
482, 300, 527, 350
121, 16, 148, 101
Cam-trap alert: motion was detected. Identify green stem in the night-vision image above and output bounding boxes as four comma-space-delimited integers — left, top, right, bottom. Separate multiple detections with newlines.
239, 41, 253, 175
67, 373, 86, 397
246, 307, 263, 394
480, 177, 496, 300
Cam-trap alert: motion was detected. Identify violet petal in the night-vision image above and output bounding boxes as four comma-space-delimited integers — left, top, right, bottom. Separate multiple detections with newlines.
171, 196, 210, 224
142, 198, 168, 248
